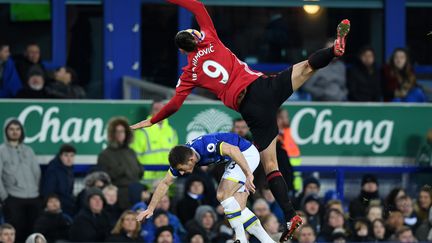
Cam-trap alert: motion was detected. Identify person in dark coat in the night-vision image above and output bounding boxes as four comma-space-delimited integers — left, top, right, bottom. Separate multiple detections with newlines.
97, 117, 144, 210
176, 176, 213, 225
68, 188, 111, 242
45, 66, 86, 98
75, 171, 111, 213
106, 210, 143, 242
40, 144, 76, 216
102, 184, 123, 227
33, 194, 72, 242
347, 46, 382, 101
15, 70, 52, 99
349, 174, 382, 220
14, 43, 47, 84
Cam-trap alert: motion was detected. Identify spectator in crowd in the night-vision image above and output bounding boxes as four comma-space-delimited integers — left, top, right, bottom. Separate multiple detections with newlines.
130, 99, 178, 180
321, 209, 348, 241
347, 46, 382, 101
383, 48, 426, 102
155, 195, 186, 240
372, 218, 388, 241
231, 117, 252, 141
46, 66, 86, 98
15, 43, 47, 84
367, 205, 384, 223
330, 228, 348, 243
276, 109, 295, 194
351, 218, 373, 242
142, 209, 181, 243
155, 225, 174, 243
33, 194, 72, 242
416, 129, 432, 167
297, 224, 317, 243
106, 210, 143, 242
176, 176, 212, 225
303, 39, 347, 101
396, 226, 418, 243
326, 200, 345, 215
302, 193, 322, 235
261, 213, 282, 242
415, 206, 432, 241
349, 174, 382, 220
277, 108, 302, 192
69, 188, 111, 242
252, 198, 272, 219
187, 232, 206, 243
185, 205, 224, 242
102, 185, 122, 227
41, 144, 76, 216
297, 210, 309, 225
385, 187, 407, 215
0, 119, 41, 242
295, 177, 321, 209
396, 195, 420, 230
75, 171, 111, 212
15, 70, 52, 99
0, 41, 22, 98
24, 233, 47, 243
97, 117, 144, 210
0, 223, 15, 243
415, 185, 432, 222
386, 211, 405, 237
261, 187, 284, 224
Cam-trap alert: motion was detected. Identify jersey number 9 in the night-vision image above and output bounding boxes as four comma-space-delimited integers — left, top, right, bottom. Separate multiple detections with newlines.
203, 60, 229, 84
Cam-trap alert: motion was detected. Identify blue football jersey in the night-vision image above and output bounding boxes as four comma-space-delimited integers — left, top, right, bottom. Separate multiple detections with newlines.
169, 133, 252, 177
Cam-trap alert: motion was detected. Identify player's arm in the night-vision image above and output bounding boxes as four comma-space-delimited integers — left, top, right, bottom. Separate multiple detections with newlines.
219, 142, 256, 193
136, 172, 176, 221
167, 0, 216, 33
130, 94, 188, 130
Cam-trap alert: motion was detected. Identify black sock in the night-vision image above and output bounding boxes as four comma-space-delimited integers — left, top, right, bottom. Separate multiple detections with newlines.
267, 170, 297, 222
308, 46, 335, 70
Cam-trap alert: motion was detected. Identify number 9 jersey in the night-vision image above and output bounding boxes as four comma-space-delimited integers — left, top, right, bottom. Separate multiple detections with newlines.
176, 29, 263, 111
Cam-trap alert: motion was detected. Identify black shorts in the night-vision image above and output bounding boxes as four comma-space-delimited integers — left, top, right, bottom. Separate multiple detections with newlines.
239, 67, 294, 152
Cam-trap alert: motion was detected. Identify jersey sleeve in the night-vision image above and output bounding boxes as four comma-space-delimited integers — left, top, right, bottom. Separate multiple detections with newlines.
150, 94, 188, 124
167, 0, 217, 36
200, 135, 223, 156
168, 167, 181, 178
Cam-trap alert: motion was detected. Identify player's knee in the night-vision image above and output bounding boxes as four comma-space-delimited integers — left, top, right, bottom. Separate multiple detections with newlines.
216, 190, 228, 202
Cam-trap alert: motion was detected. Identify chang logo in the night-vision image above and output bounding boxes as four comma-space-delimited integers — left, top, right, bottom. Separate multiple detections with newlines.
186, 108, 232, 142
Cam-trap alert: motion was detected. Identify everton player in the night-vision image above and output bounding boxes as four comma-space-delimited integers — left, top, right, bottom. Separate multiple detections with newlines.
131, 0, 350, 240
136, 133, 275, 243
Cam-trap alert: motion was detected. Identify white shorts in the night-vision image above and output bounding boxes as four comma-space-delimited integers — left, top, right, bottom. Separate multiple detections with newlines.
221, 145, 260, 192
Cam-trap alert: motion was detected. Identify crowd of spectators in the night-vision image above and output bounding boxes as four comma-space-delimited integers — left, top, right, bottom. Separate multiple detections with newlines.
0, 109, 431, 243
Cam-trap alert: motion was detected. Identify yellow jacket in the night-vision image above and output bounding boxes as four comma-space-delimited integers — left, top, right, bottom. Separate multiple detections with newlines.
130, 117, 178, 180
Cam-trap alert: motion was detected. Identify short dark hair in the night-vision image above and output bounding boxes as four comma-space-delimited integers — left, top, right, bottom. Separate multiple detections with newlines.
0, 223, 15, 233
169, 145, 194, 168
59, 144, 76, 155
359, 46, 375, 56
175, 31, 197, 52
232, 117, 245, 125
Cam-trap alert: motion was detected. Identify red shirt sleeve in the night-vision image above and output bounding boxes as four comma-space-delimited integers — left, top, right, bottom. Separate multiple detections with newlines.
167, 0, 217, 35
150, 94, 188, 124
150, 75, 195, 124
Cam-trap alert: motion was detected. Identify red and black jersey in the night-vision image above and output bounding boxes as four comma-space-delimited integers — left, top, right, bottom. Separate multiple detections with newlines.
151, 0, 263, 124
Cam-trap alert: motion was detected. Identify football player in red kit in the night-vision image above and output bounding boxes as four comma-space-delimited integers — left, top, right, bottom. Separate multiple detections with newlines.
131, 0, 350, 241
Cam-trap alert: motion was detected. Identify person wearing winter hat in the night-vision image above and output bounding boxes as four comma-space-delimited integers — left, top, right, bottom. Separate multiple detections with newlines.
294, 177, 321, 209
25, 233, 47, 243
155, 225, 174, 243
302, 193, 322, 234
349, 174, 382, 220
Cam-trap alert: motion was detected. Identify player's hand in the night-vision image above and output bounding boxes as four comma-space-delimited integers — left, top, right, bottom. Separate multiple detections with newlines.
136, 209, 154, 222
130, 119, 153, 130
245, 173, 256, 194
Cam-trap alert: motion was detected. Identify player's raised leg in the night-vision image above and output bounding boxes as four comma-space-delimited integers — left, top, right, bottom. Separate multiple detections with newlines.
260, 137, 302, 242
291, 19, 351, 91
